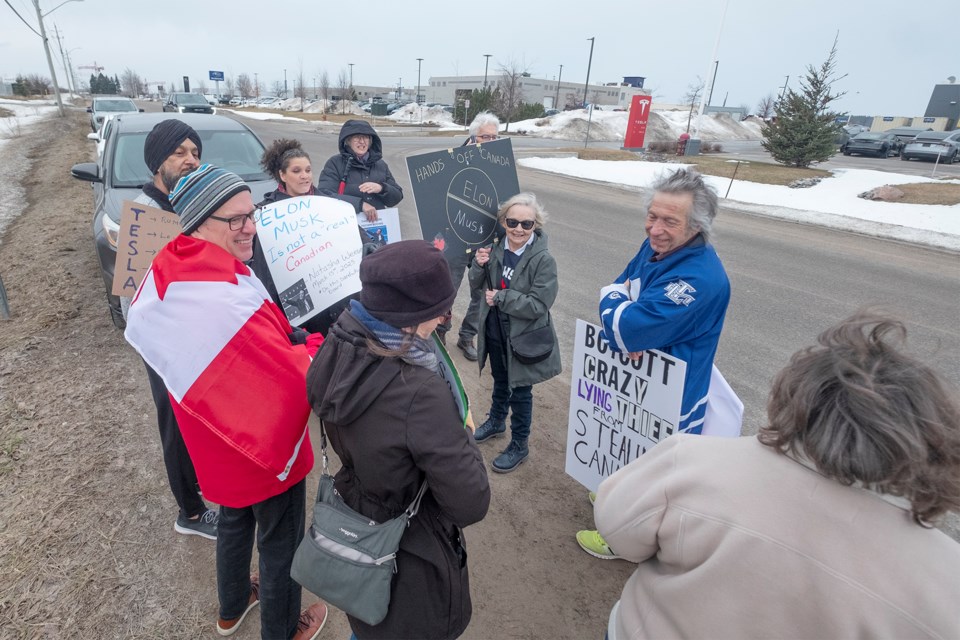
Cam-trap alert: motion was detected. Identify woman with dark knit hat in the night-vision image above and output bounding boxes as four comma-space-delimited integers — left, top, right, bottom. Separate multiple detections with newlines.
306, 240, 490, 640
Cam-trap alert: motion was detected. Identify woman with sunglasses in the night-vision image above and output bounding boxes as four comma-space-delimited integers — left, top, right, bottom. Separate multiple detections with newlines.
469, 192, 561, 473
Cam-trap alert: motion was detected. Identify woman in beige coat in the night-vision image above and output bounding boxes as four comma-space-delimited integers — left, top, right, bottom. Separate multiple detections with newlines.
595, 310, 960, 640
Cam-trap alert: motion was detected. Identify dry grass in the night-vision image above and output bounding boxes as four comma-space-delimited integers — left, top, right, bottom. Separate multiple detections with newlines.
0, 107, 13, 118
892, 182, 960, 205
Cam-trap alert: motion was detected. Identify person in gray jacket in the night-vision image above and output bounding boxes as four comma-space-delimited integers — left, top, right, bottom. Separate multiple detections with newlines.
469, 192, 562, 472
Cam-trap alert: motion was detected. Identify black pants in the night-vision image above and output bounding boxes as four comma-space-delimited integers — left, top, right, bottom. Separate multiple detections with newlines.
143, 361, 206, 518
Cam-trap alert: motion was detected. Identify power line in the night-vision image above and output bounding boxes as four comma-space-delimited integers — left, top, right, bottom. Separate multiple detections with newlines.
3, 0, 40, 36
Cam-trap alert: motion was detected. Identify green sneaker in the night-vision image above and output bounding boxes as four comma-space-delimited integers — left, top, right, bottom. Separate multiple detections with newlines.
576, 529, 621, 560
588, 491, 597, 505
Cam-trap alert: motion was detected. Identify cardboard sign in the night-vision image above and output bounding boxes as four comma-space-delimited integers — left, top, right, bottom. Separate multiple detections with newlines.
112, 200, 181, 296
255, 195, 363, 326
358, 207, 402, 249
405, 138, 520, 257
565, 319, 686, 492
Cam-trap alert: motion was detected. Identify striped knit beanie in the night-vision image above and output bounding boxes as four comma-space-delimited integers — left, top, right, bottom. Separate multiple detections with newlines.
170, 164, 251, 234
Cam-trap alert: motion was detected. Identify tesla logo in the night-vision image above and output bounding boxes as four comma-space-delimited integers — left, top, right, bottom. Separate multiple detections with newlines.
637, 98, 651, 115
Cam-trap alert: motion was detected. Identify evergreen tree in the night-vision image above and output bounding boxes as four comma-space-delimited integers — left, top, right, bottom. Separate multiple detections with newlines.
762, 37, 846, 168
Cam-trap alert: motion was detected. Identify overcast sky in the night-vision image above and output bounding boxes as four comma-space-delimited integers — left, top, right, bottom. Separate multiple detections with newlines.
2, 0, 955, 116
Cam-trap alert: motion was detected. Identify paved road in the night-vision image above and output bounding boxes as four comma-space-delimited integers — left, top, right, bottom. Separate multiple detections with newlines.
234, 116, 960, 436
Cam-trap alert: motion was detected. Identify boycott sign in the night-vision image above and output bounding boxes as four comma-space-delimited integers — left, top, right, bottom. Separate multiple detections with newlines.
405, 137, 520, 256
255, 195, 363, 326
113, 200, 181, 296
565, 319, 686, 492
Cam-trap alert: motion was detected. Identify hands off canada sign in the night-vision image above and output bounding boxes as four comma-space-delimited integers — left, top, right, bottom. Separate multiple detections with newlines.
565, 320, 686, 492
405, 138, 520, 256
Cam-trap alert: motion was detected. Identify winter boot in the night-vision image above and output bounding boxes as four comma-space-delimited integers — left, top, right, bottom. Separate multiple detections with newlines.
474, 415, 507, 442
492, 438, 529, 473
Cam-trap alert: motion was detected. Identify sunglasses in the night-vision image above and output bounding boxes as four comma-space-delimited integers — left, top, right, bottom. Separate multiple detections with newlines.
504, 218, 535, 230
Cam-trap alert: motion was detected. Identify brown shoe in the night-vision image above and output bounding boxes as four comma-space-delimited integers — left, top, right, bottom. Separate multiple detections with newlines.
216, 574, 260, 637
293, 602, 328, 640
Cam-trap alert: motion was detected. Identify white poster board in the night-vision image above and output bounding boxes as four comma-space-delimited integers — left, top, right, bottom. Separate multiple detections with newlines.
255, 195, 363, 326
565, 319, 686, 492
358, 207, 402, 248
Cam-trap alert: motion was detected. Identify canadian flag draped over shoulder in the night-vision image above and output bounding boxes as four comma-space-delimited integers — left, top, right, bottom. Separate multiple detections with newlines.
125, 234, 320, 507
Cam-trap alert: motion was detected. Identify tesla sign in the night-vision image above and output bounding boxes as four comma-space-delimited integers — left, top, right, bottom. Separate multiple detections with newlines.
623, 95, 653, 150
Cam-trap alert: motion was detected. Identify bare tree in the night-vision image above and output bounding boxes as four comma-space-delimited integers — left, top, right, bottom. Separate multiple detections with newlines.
236, 73, 253, 99
271, 80, 284, 98
496, 58, 529, 132
225, 76, 235, 97
336, 68, 350, 114
296, 61, 306, 112
120, 68, 142, 98
197, 80, 209, 95
318, 70, 330, 111
756, 93, 776, 120
683, 77, 704, 134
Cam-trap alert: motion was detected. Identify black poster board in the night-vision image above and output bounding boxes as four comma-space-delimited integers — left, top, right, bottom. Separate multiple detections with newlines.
405, 138, 520, 255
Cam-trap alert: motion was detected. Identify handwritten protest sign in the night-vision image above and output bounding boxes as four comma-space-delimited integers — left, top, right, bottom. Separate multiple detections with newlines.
112, 200, 180, 296
565, 319, 686, 492
255, 195, 363, 326
358, 207, 401, 249
405, 138, 519, 256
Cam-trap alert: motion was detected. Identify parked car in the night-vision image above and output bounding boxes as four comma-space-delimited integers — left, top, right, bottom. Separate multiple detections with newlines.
840, 131, 902, 158
87, 97, 141, 131
885, 126, 933, 145
901, 130, 960, 163
203, 94, 218, 106
544, 108, 560, 117
69, 113, 273, 328
162, 92, 215, 114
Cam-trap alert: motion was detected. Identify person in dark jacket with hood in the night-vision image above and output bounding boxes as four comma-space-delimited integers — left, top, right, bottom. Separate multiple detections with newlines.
469, 192, 562, 473
250, 138, 375, 336
306, 240, 490, 640
316, 119, 403, 223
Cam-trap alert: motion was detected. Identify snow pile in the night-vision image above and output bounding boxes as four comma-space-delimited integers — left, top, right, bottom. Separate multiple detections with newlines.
0, 98, 59, 239
510, 109, 763, 143
0, 98, 59, 139
387, 103, 455, 126
518, 156, 960, 249
221, 109, 309, 123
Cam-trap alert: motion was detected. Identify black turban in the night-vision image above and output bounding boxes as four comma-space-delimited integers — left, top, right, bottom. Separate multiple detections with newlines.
143, 119, 203, 175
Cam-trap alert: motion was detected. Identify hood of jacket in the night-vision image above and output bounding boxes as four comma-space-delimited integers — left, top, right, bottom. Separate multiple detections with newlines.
306, 310, 402, 425
337, 119, 383, 163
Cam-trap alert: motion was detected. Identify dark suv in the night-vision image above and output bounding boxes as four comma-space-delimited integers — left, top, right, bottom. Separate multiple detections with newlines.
163, 92, 215, 114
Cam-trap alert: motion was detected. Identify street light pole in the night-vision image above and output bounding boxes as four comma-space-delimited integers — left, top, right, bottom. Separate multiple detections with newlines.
582, 37, 595, 108
554, 64, 563, 109
348, 63, 354, 88
416, 58, 423, 126
483, 54, 492, 88
284, 68, 287, 98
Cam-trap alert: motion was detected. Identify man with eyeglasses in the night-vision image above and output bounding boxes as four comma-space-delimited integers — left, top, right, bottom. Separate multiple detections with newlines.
126, 164, 329, 640
437, 111, 503, 360
130, 119, 221, 542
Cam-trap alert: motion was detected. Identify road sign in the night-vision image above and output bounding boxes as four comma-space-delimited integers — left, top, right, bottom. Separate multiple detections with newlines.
209, 70, 225, 82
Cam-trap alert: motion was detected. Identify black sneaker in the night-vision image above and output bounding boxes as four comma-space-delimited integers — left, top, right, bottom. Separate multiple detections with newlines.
474, 415, 506, 442
175, 509, 218, 540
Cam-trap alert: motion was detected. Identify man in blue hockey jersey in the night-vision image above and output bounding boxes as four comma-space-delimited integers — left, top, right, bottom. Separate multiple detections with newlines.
577, 167, 730, 560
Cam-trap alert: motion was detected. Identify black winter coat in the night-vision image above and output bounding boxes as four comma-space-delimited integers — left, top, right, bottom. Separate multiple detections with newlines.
316, 120, 403, 211
306, 311, 490, 640
249, 188, 374, 336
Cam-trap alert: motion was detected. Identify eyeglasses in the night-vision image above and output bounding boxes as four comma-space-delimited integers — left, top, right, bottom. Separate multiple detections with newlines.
209, 210, 258, 231
476, 134, 498, 142
504, 218, 535, 230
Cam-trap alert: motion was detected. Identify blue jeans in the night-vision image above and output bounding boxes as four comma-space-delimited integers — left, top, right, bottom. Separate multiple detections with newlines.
217, 479, 306, 640
486, 319, 533, 441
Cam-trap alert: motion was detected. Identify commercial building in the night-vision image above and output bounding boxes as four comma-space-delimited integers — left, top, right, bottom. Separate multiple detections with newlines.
424, 74, 650, 109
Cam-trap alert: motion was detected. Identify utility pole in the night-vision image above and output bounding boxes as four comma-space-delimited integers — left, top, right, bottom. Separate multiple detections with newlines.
284, 68, 288, 98
554, 64, 563, 109
483, 54, 492, 88
32, 0, 65, 116
254, 72, 259, 98
779, 75, 790, 101
582, 37, 595, 108
348, 63, 354, 88
52, 24, 74, 95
